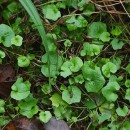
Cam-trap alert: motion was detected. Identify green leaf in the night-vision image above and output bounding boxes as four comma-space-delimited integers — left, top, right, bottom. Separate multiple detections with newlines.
120, 121, 130, 130
64, 39, 72, 47
102, 62, 117, 78
111, 57, 121, 70
42, 84, 52, 94
18, 55, 30, 67
50, 93, 67, 107
70, 57, 83, 72
0, 50, 5, 58
60, 57, 83, 78
0, 99, 5, 113
126, 63, 130, 74
41, 64, 58, 78
56, 2, 66, 9
80, 42, 101, 56
11, 78, 31, 100
88, 22, 107, 38
111, 26, 122, 36
46, 33, 57, 51
39, 111, 52, 123
74, 74, 84, 84
125, 89, 130, 101
111, 38, 124, 50
102, 81, 120, 102
62, 86, 81, 104
53, 106, 72, 120
0, 24, 15, 47
116, 106, 128, 117
42, 4, 61, 21
125, 79, 130, 88
60, 61, 72, 78
98, 113, 111, 123
18, 94, 39, 118
82, 61, 105, 93
78, 0, 89, 7
83, 4, 95, 16
99, 32, 110, 42
7, 2, 18, 13
66, 15, 88, 31
84, 99, 97, 109
11, 35, 23, 46
41, 51, 63, 77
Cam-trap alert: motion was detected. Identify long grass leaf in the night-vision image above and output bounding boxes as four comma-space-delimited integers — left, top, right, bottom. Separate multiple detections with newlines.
19, 0, 51, 84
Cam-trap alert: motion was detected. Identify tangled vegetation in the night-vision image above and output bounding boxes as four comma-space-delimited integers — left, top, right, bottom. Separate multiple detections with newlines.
0, 0, 130, 129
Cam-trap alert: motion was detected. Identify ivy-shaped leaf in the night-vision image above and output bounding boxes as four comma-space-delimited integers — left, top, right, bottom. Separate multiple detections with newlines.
62, 86, 81, 104
42, 4, 61, 21
11, 78, 31, 100
0, 24, 15, 47
82, 61, 105, 93
102, 81, 120, 102
102, 62, 117, 78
